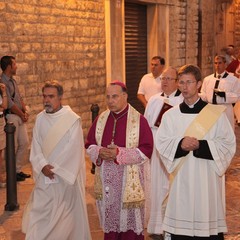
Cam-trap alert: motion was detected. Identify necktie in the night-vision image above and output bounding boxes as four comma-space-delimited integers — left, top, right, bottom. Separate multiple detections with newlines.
212, 75, 221, 104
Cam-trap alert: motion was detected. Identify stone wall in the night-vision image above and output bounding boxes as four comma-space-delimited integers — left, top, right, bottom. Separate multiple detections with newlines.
0, 0, 106, 139
167, 0, 218, 77
167, 0, 239, 78
185, 0, 199, 65
234, 0, 240, 47
200, 0, 216, 77
1, 0, 240, 142
168, 0, 199, 67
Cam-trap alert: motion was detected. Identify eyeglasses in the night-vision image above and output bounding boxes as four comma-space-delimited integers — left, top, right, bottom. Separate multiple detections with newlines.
178, 80, 197, 86
160, 77, 177, 81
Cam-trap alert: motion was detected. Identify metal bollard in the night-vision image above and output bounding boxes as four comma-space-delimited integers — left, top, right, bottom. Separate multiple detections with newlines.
4, 122, 19, 211
90, 104, 99, 174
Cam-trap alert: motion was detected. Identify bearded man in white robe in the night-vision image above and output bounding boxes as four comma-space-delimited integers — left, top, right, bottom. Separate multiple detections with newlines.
22, 80, 91, 240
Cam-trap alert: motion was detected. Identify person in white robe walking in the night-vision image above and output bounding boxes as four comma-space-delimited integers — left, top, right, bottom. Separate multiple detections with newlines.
155, 64, 236, 240
144, 67, 183, 239
22, 80, 91, 240
200, 55, 240, 130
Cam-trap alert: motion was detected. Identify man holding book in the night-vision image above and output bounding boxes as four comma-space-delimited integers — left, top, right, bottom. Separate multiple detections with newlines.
144, 66, 183, 239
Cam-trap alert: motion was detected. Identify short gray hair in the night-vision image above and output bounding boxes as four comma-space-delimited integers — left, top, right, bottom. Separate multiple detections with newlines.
42, 80, 63, 96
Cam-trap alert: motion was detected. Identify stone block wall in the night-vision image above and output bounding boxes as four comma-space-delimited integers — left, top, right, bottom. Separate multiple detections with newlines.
185, 0, 199, 65
200, 0, 216, 77
167, 0, 237, 78
0, 0, 106, 139
234, 0, 240, 47
168, 0, 199, 68
1, 0, 240, 142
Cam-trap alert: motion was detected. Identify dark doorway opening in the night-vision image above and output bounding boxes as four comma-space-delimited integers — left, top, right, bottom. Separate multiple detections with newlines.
125, 2, 147, 114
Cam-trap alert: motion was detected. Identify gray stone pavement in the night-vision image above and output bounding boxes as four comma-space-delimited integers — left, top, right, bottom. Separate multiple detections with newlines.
0, 129, 240, 240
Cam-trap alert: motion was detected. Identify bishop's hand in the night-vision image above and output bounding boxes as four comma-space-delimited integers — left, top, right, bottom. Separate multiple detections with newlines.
99, 147, 118, 161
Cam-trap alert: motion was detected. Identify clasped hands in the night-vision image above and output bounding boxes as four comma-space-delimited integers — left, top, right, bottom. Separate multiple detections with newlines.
99, 146, 118, 161
181, 136, 199, 152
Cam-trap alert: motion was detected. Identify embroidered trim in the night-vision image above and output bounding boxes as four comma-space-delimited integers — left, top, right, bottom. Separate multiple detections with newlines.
94, 105, 145, 208
94, 166, 103, 200
123, 106, 145, 208
122, 164, 145, 208
94, 109, 110, 199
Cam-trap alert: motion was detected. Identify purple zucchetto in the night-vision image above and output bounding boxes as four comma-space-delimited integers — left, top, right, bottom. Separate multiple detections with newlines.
110, 81, 127, 92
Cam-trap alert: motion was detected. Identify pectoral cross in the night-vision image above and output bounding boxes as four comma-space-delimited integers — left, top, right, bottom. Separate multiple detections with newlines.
108, 110, 128, 148
130, 167, 135, 179
131, 182, 136, 191
107, 140, 117, 149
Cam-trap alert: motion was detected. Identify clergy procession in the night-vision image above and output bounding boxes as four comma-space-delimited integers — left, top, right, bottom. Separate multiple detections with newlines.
0, 52, 240, 240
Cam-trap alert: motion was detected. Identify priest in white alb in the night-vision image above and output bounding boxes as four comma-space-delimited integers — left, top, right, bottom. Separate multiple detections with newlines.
22, 81, 91, 240
144, 66, 183, 239
200, 55, 240, 129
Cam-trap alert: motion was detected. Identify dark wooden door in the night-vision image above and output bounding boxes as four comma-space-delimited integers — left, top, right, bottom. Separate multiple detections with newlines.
125, 2, 147, 114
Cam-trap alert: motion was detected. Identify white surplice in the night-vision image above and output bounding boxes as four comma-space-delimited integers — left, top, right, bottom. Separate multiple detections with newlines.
155, 104, 236, 237
22, 106, 91, 240
200, 72, 240, 129
144, 92, 183, 234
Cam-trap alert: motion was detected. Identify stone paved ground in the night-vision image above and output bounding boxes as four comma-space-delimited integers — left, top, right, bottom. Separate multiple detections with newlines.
0, 129, 240, 240
224, 126, 240, 240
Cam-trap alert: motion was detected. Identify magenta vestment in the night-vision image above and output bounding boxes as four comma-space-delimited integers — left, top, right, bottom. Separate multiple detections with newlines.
226, 59, 239, 73
85, 105, 153, 240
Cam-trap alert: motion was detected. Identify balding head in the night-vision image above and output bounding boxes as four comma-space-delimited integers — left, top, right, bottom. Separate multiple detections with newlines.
160, 66, 178, 96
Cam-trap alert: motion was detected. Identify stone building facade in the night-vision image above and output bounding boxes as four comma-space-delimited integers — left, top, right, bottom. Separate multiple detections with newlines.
0, 0, 106, 138
0, 0, 239, 139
